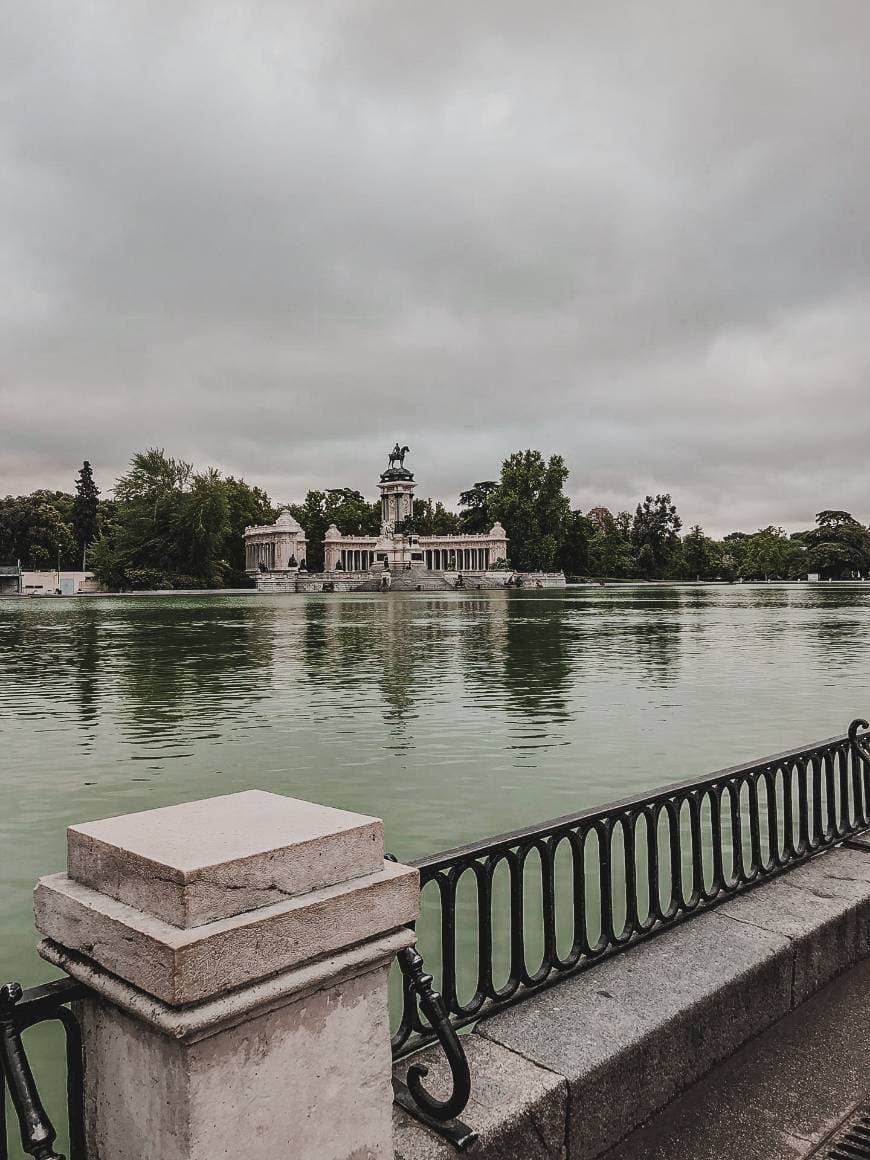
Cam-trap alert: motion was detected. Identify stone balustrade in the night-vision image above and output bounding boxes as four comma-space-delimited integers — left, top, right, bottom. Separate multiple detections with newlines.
34, 790, 417, 1160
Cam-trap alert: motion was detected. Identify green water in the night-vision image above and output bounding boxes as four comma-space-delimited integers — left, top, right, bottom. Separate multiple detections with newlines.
2, 583, 870, 1153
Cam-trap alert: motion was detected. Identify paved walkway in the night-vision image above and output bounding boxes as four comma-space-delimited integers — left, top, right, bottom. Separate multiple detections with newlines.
608, 953, 870, 1159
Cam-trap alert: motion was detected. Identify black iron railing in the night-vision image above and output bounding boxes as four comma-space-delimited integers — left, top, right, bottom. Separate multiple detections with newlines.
391, 718, 870, 1062
0, 977, 86, 1160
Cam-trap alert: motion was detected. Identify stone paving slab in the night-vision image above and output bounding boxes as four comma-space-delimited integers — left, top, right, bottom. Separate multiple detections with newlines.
477, 909, 792, 1160
393, 1035, 567, 1160
603, 954, 870, 1160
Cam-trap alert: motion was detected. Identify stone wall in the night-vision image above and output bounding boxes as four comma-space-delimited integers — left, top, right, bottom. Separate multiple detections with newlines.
514, 572, 566, 589
255, 570, 567, 593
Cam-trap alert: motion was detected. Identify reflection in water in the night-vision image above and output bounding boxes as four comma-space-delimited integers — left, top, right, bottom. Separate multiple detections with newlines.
71, 607, 100, 738
501, 595, 572, 741
118, 604, 276, 745
4, 584, 870, 975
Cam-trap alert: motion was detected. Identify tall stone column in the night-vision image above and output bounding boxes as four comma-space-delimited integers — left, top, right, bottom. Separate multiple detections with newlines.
34, 791, 418, 1160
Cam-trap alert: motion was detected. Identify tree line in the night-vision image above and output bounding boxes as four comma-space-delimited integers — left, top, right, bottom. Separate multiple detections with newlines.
2, 447, 869, 588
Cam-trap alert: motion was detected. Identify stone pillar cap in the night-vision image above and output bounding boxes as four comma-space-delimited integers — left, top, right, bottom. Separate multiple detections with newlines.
67, 789, 385, 929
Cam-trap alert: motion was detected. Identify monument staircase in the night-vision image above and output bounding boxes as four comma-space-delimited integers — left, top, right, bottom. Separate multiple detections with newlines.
384, 566, 455, 592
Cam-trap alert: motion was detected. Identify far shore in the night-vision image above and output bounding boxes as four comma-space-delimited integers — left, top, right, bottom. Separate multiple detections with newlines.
4, 577, 870, 600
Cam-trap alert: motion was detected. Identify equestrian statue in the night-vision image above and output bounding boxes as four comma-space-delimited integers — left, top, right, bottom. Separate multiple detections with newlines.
388, 443, 410, 469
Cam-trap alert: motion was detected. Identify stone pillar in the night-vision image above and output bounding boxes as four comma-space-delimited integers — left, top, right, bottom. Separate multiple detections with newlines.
34, 791, 418, 1160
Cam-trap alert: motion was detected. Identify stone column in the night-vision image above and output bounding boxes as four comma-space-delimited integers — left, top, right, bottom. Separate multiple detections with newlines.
34, 791, 418, 1160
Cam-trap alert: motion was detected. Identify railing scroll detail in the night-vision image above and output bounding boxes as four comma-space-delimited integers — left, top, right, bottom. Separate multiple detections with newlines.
0, 978, 86, 1160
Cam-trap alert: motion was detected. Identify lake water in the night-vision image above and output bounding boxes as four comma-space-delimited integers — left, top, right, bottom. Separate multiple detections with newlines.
2, 584, 870, 1152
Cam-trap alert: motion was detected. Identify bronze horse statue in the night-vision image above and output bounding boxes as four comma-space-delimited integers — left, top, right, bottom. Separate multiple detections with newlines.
388, 443, 410, 469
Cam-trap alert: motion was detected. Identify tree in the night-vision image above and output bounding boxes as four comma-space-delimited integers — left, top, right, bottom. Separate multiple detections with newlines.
680, 525, 718, 580
587, 508, 636, 577
458, 482, 498, 533
802, 510, 870, 579
221, 477, 277, 584
738, 527, 805, 580
631, 494, 682, 579
72, 461, 100, 568
0, 491, 78, 569
558, 510, 594, 578
412, 498, 461, 536
90, 448, 272, 590
489, 451, 570, 572
291, 488, 381, 571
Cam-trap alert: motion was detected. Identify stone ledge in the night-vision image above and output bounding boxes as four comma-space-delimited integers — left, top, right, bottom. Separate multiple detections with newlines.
393, 842, 870, 1160
35, 859, 418, 1005
714, 847, 870, 1004
478, 908, 792, 1160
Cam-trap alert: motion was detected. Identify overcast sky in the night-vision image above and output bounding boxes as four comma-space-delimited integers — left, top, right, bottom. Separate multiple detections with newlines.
3, 1, 870, 535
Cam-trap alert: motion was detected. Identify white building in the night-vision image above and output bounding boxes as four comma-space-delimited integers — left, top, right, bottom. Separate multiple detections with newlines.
20, 570, 100, 595
244, 510, 308, 572
244, 448, 509, 582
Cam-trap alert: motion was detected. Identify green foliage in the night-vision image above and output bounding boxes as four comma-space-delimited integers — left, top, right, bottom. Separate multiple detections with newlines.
220, 476, 277, 584
732, 526, 806, 580
586, 508, 636, 578
490, 451, 570, 572
413, 498, 461, 536
631, 494, 683, 579
801, 510, 870, 579
0, 491, 79, 568
558, 510, 593, 579
90, 449, 272, 590
679, 525, 719, 580
291, 488, 381, 571
72, 461, 100, 563
458, 481, 498, 534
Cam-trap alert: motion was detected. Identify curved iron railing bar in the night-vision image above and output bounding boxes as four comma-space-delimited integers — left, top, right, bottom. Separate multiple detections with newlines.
469, 857, 492, 1014
0, 978, 88, 1160
53, 1009, 84, 1160
1, 980, 63, 1160
519, 839, 551, 988
391, 945, 477, 1148
392, 718, 870, 1060
484, 852, 519, 1004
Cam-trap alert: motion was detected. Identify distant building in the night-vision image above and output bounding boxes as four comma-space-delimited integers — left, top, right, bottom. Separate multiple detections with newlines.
19, 570, 101, 595
0, 563, 21, 595
244, 510, 308, 572
244, 446, 509, 584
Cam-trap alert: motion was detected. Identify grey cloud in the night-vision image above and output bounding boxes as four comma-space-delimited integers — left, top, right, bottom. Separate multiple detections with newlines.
2, 0, 870, 536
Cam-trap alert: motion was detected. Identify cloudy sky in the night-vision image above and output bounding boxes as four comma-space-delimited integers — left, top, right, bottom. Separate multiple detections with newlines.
3, 1, 870, 534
